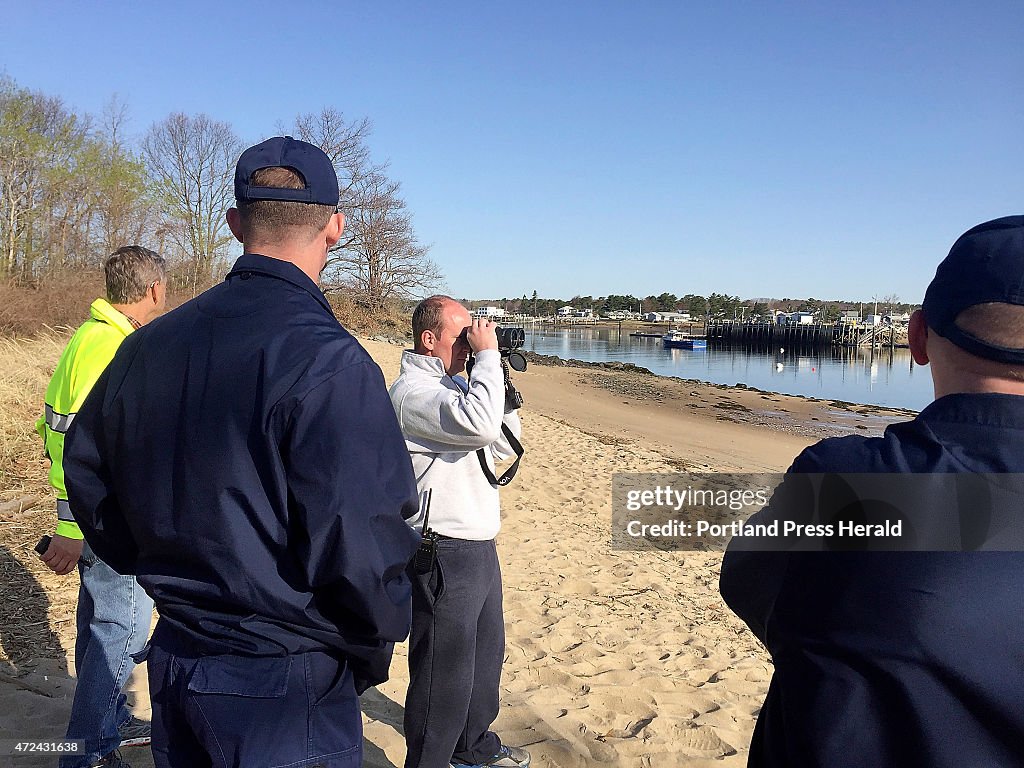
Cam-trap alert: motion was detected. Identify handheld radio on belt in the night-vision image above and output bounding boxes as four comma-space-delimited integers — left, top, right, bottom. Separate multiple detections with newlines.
412, 489, 438, 575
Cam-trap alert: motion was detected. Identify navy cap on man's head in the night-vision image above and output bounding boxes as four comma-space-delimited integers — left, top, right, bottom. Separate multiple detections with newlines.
234, 136, 340, 207
922, 216, 1024, 364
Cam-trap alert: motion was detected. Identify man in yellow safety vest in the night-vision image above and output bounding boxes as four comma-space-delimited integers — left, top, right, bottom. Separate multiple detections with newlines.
36, 245, 166, 768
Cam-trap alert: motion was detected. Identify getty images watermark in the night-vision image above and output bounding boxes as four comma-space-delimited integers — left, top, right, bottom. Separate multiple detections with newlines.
612, 473, 1024, 552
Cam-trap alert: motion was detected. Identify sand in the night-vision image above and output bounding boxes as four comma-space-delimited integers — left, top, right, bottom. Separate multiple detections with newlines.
0, 337, 908, 767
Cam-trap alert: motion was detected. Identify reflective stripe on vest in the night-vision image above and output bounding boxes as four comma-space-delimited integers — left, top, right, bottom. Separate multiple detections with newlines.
57, 498, 75, 522
45, 403, 76, 434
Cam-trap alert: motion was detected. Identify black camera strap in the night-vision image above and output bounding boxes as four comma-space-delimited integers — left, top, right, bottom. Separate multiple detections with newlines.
476, 424, 524, 486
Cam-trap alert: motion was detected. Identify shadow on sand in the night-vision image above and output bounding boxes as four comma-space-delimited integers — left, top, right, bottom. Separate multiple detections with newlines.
361, 686, 407, 768
0, 544, 63, 666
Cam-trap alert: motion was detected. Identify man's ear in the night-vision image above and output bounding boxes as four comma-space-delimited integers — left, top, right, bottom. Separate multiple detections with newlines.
419, 330, 435, 353
227, 208, 244, 243
325, 212, 345, 248
909, 309, 930, 365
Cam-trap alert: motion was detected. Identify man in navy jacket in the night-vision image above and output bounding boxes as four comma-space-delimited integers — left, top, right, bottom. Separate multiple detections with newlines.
721, 216, 1024, 767
65, 137, 421, 768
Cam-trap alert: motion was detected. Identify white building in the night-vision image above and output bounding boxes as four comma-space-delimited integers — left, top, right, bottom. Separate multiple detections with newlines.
777, 312, 815, 325
473, 306, 506, 318
557, 306, 575, 317
643, 311, 691, 322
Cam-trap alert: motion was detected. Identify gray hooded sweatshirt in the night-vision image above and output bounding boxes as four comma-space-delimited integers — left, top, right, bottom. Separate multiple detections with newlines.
389, 349, 522, 540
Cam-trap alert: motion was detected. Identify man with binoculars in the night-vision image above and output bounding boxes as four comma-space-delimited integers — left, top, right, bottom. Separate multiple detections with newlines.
390, 296, 529, 768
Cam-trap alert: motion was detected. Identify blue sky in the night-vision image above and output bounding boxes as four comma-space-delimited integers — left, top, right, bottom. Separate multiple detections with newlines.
1, 1, 1021, 303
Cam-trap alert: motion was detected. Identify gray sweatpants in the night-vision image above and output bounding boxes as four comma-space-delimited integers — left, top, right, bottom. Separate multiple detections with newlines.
403, 537, 504, 768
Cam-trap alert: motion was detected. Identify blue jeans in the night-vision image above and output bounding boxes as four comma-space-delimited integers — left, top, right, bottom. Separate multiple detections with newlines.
61, 541, 153, 768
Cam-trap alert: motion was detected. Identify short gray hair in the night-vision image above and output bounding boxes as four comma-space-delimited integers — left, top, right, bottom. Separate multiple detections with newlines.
104, 246, 166, 304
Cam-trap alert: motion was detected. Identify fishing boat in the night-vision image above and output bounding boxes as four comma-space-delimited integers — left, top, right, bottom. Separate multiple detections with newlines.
663, 330, 707, 350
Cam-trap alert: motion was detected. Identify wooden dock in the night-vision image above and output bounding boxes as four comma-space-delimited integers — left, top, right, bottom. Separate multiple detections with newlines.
705, 321, 904, 349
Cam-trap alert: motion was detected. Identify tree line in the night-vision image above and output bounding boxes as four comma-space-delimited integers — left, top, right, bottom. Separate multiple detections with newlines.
0, 77, 441, 311
475, 291, 916, 320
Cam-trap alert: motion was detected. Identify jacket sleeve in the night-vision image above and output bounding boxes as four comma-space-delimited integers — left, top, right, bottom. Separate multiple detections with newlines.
719, 452, 819, 645
63, 365, 139, 574
282, 360, 421, 657
46, 328, 125, 542
491, 410, 523, 462
396, 350, 506, 450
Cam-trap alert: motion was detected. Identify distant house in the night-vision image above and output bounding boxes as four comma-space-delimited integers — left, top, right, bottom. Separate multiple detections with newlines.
839, 310, 861, 325
473, 306, 506, 318
777, 311, 815, 325
644, 311, 691, 323
557, 306, 575, 317
863, 314, 884, 327
887, 312, 911, 324
573, 308, 594, 318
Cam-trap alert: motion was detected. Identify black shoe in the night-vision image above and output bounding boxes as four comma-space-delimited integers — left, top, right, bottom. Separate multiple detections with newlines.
118, 716, 151, 747
90, 750, 132, 768
452, 745, 531, 767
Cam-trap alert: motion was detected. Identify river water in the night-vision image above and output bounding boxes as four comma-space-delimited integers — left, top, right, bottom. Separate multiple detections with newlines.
524, 327, 932, 411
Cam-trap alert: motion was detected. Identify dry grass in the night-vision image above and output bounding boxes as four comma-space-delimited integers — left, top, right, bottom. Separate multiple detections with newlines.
0, 331, 75, 665
0, 333, 65, 494
329, 291, 412, 338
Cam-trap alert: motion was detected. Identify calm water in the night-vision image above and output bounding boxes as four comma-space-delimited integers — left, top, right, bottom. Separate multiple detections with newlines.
524, 327, 933, 411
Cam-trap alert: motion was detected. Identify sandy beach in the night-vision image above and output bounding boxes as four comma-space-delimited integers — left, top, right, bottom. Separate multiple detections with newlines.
0, 336, 910, 768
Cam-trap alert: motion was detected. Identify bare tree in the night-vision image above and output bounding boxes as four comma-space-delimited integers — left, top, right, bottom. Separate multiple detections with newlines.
880, 293, 901, 314
143, 113, 241, 292
84, 97, 155, 257
288, 107, 442, 308
326, 170, 441, 309
293, 109, 376, 215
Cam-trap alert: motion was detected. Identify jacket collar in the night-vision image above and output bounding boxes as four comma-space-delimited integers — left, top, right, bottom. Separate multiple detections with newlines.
226, 253, 332, 314
918, 392, 1024, 431
399, 350, 470, 392
89, 298, 136, 337
400, 350, 448, 378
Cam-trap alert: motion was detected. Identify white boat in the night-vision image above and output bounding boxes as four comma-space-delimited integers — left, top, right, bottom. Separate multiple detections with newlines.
663, 331, 707, 350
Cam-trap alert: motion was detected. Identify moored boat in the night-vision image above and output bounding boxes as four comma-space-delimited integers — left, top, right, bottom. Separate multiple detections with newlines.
663, 331, 707, 350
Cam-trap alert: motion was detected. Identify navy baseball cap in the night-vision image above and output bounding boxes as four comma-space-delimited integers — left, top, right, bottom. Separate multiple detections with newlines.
234, 136, 340, 207
922, 215, 1024, 364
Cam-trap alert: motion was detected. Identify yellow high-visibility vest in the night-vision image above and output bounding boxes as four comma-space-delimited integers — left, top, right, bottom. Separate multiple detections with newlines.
36, 298, 135, 539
